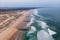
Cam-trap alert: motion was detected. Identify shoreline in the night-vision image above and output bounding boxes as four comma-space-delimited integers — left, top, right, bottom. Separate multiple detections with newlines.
0, 10, 31, 40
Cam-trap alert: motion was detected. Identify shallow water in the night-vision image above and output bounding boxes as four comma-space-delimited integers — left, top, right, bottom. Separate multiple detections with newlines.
25, 8, 59, 40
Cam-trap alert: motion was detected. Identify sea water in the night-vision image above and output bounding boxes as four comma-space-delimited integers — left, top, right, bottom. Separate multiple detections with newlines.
25, 8, 60, 40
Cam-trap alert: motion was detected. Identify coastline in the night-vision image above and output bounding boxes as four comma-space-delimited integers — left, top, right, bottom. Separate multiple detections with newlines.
0, 10, 31, 40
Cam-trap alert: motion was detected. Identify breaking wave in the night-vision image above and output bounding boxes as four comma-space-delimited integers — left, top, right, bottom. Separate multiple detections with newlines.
26, 9, 56, 40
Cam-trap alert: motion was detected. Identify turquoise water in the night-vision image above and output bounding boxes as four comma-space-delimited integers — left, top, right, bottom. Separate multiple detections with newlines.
38, 8, 60, 40
25, 8, 60, 40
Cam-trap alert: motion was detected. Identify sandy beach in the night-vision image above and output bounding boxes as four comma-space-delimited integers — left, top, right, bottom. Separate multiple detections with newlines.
0, 10, 31, 40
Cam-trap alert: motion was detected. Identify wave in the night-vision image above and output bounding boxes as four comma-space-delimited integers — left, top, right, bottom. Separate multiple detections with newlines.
31, 9, 40, 17
26, 9, 56, 40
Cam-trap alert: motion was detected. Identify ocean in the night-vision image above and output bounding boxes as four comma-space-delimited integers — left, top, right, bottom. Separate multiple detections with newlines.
25, 8, 60, 40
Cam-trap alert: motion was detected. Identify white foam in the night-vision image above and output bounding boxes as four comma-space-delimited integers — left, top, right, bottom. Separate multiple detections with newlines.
32, 9, 40, 16
48, 28, 56, 35
27, 26, 36, 34
27, 17, 35, 27
37, 30, 54, 40
37, 21, 48, 29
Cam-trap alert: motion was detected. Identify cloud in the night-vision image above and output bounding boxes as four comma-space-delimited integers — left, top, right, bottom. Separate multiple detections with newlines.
0, 0, 60, 7
0, 0, 40, 4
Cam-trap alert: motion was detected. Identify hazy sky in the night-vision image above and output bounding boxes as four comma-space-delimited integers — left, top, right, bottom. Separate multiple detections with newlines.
0, 0, 60, 7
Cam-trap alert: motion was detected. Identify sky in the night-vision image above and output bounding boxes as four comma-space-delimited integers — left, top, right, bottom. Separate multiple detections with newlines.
0, 0, 60, 7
